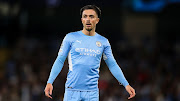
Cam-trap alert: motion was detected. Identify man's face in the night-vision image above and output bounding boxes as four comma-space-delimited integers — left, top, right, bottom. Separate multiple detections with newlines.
81, 9, 99, 31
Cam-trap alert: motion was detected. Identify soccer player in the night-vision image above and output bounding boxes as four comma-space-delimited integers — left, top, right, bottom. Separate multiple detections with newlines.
44, 5, 135, 101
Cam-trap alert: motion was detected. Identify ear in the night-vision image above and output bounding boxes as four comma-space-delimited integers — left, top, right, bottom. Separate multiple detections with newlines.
81, 18, 83, 24
96, 18, 100, 24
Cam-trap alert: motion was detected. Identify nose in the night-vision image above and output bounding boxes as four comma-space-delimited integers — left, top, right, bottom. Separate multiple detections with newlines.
86, 16, 91, 20
87, 17, 90, 21
86, 18, 90, 24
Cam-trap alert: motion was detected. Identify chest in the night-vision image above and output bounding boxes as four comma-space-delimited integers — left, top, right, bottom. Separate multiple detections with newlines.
70, 37, 104, 57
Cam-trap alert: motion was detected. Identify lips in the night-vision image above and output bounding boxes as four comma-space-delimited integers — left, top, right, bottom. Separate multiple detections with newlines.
86, 23, 91, 27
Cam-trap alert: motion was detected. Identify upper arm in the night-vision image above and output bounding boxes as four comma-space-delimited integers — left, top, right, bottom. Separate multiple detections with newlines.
58, 34, 72, 57
103, 39, 114, 61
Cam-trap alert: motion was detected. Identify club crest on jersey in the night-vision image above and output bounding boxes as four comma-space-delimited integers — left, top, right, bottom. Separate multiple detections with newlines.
96, 41, 102, 47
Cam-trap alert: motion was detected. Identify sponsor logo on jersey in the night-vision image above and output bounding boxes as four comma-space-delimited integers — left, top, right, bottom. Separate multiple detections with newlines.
75, 48, 101, 57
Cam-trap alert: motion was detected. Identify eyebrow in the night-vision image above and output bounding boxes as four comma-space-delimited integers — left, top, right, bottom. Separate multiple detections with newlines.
83, 14, 94, 16
82, 14, 96, 17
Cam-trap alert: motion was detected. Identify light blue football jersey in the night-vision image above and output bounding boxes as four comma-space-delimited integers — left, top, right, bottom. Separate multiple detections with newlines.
47, 31, 129, 91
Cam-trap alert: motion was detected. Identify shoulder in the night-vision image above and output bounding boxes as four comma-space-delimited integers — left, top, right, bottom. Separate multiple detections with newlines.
65, 31, 80, 39
96, 33, 111, 48
96, 33, 109, 42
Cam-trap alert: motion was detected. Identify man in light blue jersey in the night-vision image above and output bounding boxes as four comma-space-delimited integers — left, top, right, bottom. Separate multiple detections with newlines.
44, 5, 135, 101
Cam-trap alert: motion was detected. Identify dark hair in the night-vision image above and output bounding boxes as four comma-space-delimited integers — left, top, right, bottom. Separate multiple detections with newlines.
80, 5, 101, 18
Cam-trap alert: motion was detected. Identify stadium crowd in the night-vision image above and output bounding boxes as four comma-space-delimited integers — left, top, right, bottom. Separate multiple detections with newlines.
0, 34, 178, 101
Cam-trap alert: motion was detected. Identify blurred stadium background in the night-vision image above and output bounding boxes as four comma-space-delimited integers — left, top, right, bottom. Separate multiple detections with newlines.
0, 0, 179, 101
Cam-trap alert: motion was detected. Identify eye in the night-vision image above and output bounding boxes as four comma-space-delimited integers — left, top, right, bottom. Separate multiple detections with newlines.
89, 15, 94, 18
83, 15, 87, 18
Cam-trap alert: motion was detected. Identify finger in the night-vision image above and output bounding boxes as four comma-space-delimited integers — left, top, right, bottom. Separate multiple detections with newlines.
128, 93, 135, 99
48, 95, 53, 99
46, 92, 53, 99
128, 95, 133, 99
45, 90, 53, 99
127, 91, 132, 99
128, 89, 135, 99
131, 89, 136, 96
127, 89, 133, 95
50, 88, 52, 95
47, 94, 53, 99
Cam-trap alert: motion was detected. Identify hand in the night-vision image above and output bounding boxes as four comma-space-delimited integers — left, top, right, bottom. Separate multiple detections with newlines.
125, 85, 136, 99
44, 83, 53, 99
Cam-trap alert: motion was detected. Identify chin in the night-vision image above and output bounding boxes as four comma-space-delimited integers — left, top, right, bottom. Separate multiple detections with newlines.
86, 28, 92, 32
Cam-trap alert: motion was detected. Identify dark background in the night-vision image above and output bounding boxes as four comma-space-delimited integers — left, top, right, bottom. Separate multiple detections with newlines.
0, 0, 179, 101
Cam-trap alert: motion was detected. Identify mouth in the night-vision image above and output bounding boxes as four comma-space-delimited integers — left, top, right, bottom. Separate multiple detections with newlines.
86, 23, 91, 27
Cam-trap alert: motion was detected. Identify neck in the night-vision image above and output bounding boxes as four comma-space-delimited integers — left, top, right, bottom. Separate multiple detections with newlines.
82, 27, 96, 36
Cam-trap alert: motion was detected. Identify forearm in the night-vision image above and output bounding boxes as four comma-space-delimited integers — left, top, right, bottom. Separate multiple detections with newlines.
105, 58, 129, 87
47, 55, 66, 84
